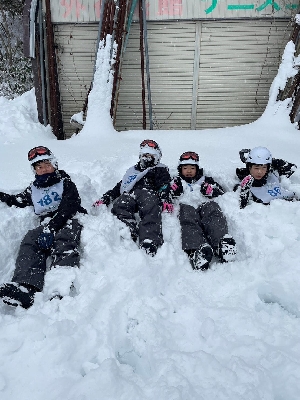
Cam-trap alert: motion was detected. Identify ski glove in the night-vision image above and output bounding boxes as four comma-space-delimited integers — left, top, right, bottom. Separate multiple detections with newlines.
37, 231, 55, 250
239, 175, 254, 209
162, 202, 174, 213
239, 148, 251, 163
91, 199, 107, 216
92, 199, 105, 207
200, 182, 214, 197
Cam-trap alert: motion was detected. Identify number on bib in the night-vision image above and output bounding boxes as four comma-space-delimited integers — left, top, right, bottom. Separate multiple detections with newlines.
268, 186, 281, 197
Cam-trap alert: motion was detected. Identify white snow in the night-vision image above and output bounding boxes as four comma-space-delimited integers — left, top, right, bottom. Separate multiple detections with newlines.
0, 37, 300, 399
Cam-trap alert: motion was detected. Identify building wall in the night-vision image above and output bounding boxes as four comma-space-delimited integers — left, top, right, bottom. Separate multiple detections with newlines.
49, 0, 296, 22
114, 19, 290, 130
49, 1, 294, 135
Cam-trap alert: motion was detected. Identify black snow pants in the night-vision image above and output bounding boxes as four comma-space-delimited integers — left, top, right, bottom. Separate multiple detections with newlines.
12, 218, 82, 291
111, 189, 163, 246
179, 201, 228, 252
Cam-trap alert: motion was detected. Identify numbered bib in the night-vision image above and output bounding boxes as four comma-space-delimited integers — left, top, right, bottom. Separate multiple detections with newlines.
251, 173, 294, 203
120, 163, 167, 193
31, 180, 64, 215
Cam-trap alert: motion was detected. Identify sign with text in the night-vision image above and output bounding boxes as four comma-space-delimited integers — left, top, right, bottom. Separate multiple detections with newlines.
50, 0, 297, 22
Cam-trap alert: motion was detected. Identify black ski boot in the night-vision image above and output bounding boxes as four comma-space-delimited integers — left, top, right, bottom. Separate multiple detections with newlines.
0, 282, 38, 309
216, 234, 237, 262
188, 244, 213, 270
140, 240, 158, 256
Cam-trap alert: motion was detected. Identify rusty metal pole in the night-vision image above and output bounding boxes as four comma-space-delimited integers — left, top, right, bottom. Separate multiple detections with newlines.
44, 0, 64, 139
141, 0, 153, 130
139, 0, 147, 129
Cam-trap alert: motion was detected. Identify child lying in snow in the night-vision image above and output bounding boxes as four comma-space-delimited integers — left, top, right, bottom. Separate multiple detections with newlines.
0, 146, 86, 309
92, 139, 171, 256
168, 151, 236, 270
236, 147, 297, 209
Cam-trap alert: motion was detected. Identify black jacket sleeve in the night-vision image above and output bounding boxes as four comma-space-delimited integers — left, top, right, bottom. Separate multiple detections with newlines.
153, 166, 171, 191
236, 167, 249, 181
271, 158, 297, 178
153, 166, 172, 202
101, 181, 122, 206
0, 187, 33, 208
47, 175, 85, 232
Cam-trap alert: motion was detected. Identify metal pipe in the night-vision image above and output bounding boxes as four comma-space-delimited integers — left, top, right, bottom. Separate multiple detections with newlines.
124, 0, 138, 52
139, 0, 146, 129
141, 0, 153, 130
38, 0, 47, 126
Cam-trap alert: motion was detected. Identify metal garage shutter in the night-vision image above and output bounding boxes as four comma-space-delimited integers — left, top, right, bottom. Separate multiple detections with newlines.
196, 19, 291, 129
54, 24, 98, 138
114, 21, 196, 131
115, 19, 291, 131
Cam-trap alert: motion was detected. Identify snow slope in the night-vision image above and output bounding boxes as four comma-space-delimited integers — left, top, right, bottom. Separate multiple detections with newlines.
0, 37, 300, 399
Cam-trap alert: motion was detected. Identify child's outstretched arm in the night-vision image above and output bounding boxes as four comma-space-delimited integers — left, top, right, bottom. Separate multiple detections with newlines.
92, 181, 121, 208
239, 175, 254, 209
272, 158, 297, 178
239, 149, 251, 163
0, 187, 32, 208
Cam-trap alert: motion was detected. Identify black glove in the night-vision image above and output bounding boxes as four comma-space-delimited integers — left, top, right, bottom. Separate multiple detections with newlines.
200, 182, 214, 197
239, 175, 254, 209
239, 149, 251, 163
0, 192, 7, 202
37, 231, 55, 250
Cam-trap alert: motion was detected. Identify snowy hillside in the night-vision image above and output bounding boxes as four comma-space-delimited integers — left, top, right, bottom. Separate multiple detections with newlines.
0, 37, 300, 399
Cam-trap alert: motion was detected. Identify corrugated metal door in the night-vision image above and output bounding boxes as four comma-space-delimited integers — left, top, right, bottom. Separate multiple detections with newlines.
115, 19, 290, 131
196, 19, 291, 129
115, 21, 196, 131
54, 24, 98, 137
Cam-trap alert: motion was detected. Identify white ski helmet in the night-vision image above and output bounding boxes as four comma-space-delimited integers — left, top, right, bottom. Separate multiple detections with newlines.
246, 147, 272, 165
139, 139, 162, 166
28, 146, 58, 171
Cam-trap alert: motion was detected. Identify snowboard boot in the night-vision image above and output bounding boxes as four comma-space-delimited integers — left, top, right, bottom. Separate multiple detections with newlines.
188, 244, 213, 270
0, 282, 38, 309
216, 234, 237, 262
140, 240, 158, 256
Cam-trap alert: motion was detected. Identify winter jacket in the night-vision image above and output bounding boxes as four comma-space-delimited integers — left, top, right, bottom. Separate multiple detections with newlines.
0, 170, 86, 232
169, 169, 225, 205
235, 152, 297, 208
239, 171, 296, 209
100, 162, 172, 205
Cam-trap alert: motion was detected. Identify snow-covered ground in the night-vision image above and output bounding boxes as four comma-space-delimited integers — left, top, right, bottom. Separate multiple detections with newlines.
0, 36, 300, 399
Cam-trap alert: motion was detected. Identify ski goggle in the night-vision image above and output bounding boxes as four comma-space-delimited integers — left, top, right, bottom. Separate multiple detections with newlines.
180, 151, 199, 162
140, 139, 159, 149
28, 146, 51, 162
